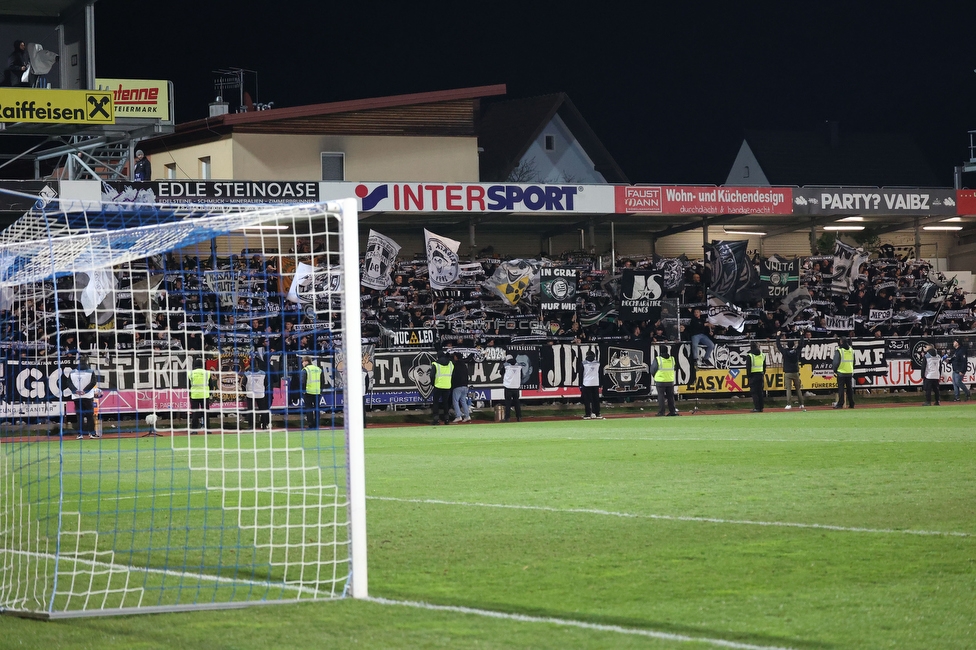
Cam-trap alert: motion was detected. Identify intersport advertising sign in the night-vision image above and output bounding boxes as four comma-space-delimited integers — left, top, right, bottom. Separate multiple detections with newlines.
318, 182, 615, 213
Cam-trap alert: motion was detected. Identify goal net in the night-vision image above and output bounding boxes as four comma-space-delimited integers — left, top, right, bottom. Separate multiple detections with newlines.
0, 191, 367, 617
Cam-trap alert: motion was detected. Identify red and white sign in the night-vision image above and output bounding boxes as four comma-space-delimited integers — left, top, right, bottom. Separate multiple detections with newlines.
615, 185, 793, 215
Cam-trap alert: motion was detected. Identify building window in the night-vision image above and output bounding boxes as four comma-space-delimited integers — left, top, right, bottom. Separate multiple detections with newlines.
165, 163, 176, 179
199, 156, 211, 179
744, 165, 750, 179
321, 153, 344, 181
544, 135, 555, 151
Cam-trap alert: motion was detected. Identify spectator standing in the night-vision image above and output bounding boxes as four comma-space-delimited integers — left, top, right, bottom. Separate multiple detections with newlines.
450, 353, 471, 423
577, 350, 603, 419
187, 357, 213, 432
776, 333, 805, 410
832, 338, 856, 409
133, 150, 151, 181
68, 356, 99, 439
430, 352, 454, 425
301, 356, 322, 429
747, 342, 767, 412
502, 355, 522, 422
922, 345, 942, 406
4, 40, 27, 87
686, 308, 715, 367
243, 357, 270, 429
948, 339, 971, 401
650, 345, 678, 417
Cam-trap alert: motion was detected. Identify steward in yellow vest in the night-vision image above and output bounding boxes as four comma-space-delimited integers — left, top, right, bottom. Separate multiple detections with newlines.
651, 346, 678, 417
747, 343, 767, 412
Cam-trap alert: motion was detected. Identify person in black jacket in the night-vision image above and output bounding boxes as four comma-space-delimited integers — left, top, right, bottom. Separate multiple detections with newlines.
776, 333, 805, 410
450, 352, 471, 422
947, 339, 971, 401
133, 150, 152, 181
4, 40, 27, 87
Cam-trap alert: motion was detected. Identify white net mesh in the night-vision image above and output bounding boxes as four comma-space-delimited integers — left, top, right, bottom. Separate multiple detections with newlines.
0, 194, 364, 616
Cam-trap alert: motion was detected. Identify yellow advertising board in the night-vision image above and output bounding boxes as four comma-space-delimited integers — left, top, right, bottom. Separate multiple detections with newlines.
96, 79, 170, 120
678, 368, 785, 394
0, 88, 114, 124
677, 366, 839, 394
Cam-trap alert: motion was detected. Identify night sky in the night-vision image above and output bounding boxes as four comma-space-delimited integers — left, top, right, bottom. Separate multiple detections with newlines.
95, 1, 976, 186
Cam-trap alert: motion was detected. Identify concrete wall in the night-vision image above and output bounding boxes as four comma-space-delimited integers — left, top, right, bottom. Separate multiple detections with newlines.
150, 134, 480, 182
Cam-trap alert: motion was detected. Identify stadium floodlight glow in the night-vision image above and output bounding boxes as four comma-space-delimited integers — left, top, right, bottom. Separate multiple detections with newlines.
838, 216, 864, 221
922, 225, 963, 231
722, 227, 767, 236
0, 195, 368, 617
940, 217, 962, 222
823, 225, 865, 231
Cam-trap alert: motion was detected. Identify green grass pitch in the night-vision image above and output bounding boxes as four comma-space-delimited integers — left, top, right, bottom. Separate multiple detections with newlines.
2, 406, 975, 649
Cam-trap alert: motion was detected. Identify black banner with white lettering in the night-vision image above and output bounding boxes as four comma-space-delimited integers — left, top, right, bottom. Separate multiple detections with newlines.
539, 267, 579, 313
618, 270, 664, 321
760, 256, 799, 299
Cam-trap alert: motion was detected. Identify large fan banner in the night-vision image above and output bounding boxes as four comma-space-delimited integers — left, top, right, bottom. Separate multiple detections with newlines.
424, 228, 460, 290
539, 267, 578, 312
361, 230, 400, 290
618, 269, 664, 321
831, 240, 869, 295
487, 259, 536, 305
705, 240, 759, 303
760, 255, 799, 299
599, 341, 651, 396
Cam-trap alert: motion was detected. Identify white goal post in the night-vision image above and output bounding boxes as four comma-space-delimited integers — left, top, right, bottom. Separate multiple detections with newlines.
0, 193, 366, 617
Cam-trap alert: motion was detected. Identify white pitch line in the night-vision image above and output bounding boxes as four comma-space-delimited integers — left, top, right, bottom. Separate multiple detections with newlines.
369, 597, 796, 650
1, 548, 330, 597
577, 437, 968, 443
368, 496, 972, 538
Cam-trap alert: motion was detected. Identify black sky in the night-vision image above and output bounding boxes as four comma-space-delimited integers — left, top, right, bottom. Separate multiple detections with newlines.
95, 1, 976, 186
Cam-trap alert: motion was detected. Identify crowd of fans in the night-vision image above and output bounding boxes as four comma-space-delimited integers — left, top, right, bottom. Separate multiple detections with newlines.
1, 242, 973, 365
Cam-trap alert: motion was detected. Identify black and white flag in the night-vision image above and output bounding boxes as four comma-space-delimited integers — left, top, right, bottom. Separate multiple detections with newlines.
539, 267, 578, 312
619, 269, 664, 320
760, 255, 799, 299
869, 309, 892, 322
706, 295, 745, 332
831, 240, 869, 295
825, 315, 854, 331
706, 240, 759, 303
362, 230, 400, 290
424, 228, 460, 290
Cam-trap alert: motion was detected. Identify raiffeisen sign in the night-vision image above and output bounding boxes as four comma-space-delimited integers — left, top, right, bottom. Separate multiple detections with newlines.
318, 182, 617, 213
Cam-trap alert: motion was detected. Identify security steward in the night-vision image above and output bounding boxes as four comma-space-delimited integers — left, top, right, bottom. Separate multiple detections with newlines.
188, 358, 214, 432
832, 337, 856, 408
747, 342, 767, 412
650, 345, 678, 416
431, 351, 454, 425
301, 357, 323, 429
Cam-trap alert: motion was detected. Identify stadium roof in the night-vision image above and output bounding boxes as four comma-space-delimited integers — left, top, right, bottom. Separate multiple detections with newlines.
141, 84, 508, 151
